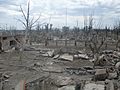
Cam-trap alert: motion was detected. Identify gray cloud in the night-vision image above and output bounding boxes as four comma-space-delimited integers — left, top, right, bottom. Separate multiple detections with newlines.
0, 0, 120, 28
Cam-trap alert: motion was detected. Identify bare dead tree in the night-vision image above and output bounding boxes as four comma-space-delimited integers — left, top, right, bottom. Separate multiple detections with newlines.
18, 0, 41, 45
88, 14, 93, 31
113, 20, 120, 49
83, 13, 94, 48
89, 34, 106, 54
73, 26, 80, 46
83, 15, 88, 47
83, 14, 108, 67
88, 32, 106, 67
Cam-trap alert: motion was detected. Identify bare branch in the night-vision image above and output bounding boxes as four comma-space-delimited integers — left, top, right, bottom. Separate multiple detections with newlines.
32, 22, 46, 28
97, 38, 106, 51
27, 0, 30, 28
30, 16, 34, 25
17, 19, 27, 28
20, 5, 27, 22
31, 13, 41, 26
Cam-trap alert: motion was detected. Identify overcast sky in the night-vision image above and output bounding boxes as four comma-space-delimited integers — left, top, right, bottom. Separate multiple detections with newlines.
0, 0, 120, 29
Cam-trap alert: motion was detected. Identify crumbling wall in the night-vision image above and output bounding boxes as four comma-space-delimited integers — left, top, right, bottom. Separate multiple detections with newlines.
2, 36, 15, 50
1, 35, 25, 51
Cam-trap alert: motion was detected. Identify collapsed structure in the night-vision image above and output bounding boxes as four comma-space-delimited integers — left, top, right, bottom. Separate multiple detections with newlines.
0, 34, 25, 51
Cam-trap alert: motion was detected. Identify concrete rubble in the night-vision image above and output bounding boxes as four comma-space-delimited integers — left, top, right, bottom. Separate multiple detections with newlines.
84, 82, 105, 90
1, 47, 120, 90
94, 69, 108, 81
115, 62, 120, 70
74, 54, 89, 60
42, 65, 64, 73
58, 85, 75, 90
65, 66, 95, 75
52, 76, 75, 86
58, 53, 73, 61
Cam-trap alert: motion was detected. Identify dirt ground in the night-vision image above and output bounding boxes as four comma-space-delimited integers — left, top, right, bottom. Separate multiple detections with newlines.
0, 44, 95, 90
1, 43, 120, 90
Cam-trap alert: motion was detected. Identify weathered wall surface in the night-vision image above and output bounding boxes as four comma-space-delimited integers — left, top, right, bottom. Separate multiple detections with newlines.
1, 36, 25, 50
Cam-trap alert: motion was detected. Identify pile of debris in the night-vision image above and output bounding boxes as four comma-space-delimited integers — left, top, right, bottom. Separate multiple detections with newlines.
34, 48, 90, 62
5, 46, 120, 90
65, 66, 95, 75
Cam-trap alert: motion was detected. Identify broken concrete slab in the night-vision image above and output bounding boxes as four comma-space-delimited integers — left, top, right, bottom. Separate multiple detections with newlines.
113, 51, 120, 55
58, 85, 75, 90
84, 82, 105, 90
95, 69, 107, 75
89, 59, 95, 63
4, 74, 10, 79
42, 66, 64, 73
74, 54, 89, 60
39, 49, 54, 57
53, 76, 75, 86
115, 62, 120, 70
94, 69, 108, 81
83, 66, 95, 75
74, 54, 79, 58
59, 54, 73, 61
53, 54, 60, 59
65, 66, 95, 75
78, 54, 89, 60
105, 79, 115, 90
47, 50, 54, 57
77, 50, 85, 54
108, 72, 118, 79
65, 67, 87, 75
83, 66, 93, 70
94, 54, 114, 66
41, 53, 49, 57
23, 46, 36, 51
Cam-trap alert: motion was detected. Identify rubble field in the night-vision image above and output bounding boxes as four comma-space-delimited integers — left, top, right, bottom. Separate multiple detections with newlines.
0, 45, 120, 90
